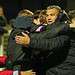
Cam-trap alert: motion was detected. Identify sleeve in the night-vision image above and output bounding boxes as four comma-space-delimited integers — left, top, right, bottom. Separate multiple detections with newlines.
29, 35, 70, 51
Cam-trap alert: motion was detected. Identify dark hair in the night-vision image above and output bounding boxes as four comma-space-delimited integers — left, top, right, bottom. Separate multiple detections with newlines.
39, 10, 47, 24
33, 10, 41, 19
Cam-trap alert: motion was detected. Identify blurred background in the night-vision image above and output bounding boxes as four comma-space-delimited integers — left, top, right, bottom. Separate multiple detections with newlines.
0, 0, 74, 20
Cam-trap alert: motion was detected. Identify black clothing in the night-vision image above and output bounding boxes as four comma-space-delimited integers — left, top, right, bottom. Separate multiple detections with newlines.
6, 16, 70, 75
6, 16, 32, 70
29, 22, 70, 74
46, 27, 75, 75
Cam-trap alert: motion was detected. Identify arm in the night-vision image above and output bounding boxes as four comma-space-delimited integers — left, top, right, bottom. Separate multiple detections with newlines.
29, 23, 70, 51
29, 35, 70, 51
15, 23, 70, 51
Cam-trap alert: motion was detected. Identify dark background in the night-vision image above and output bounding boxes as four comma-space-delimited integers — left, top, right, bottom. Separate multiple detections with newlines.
0, 0, 74, 20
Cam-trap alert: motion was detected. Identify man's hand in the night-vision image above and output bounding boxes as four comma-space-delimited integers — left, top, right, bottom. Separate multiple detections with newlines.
15, 32, 30, 46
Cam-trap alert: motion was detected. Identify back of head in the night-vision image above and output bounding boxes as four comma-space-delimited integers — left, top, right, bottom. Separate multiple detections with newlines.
18, 9, 33, 17
12, 16, 32, 29
68, 10, 75, 28
10, 9, 33, 29
32, 10, 41, 25
33, 10, 41, 20
39, 10, 47, 24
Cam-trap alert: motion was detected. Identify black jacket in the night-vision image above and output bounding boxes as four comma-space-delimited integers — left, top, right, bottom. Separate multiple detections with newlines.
46, 27, 75, 75
6, 16, 33, 70
29, 22, 70, 70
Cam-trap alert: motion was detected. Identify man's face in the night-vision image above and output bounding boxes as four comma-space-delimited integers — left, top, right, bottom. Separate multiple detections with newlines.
46, 8, 59, 24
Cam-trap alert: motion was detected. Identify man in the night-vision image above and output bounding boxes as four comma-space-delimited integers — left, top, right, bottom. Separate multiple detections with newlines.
6, 9, 33, 71
46, 10, 75, 75
15, 5, 70, 75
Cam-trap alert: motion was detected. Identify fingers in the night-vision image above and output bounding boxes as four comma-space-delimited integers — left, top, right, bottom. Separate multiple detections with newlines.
22, 32, 27, 36
15, 32, 30, 45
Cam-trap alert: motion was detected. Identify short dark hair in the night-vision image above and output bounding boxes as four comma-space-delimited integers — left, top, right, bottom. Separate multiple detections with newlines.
39, 10, 47, 24
33, 10, 41, 19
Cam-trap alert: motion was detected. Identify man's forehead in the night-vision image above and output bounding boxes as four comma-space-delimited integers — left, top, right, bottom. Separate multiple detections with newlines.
46, 8, 59, 14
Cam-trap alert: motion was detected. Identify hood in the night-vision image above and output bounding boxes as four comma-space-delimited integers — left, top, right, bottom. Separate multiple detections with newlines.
12, 16, 32, 29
